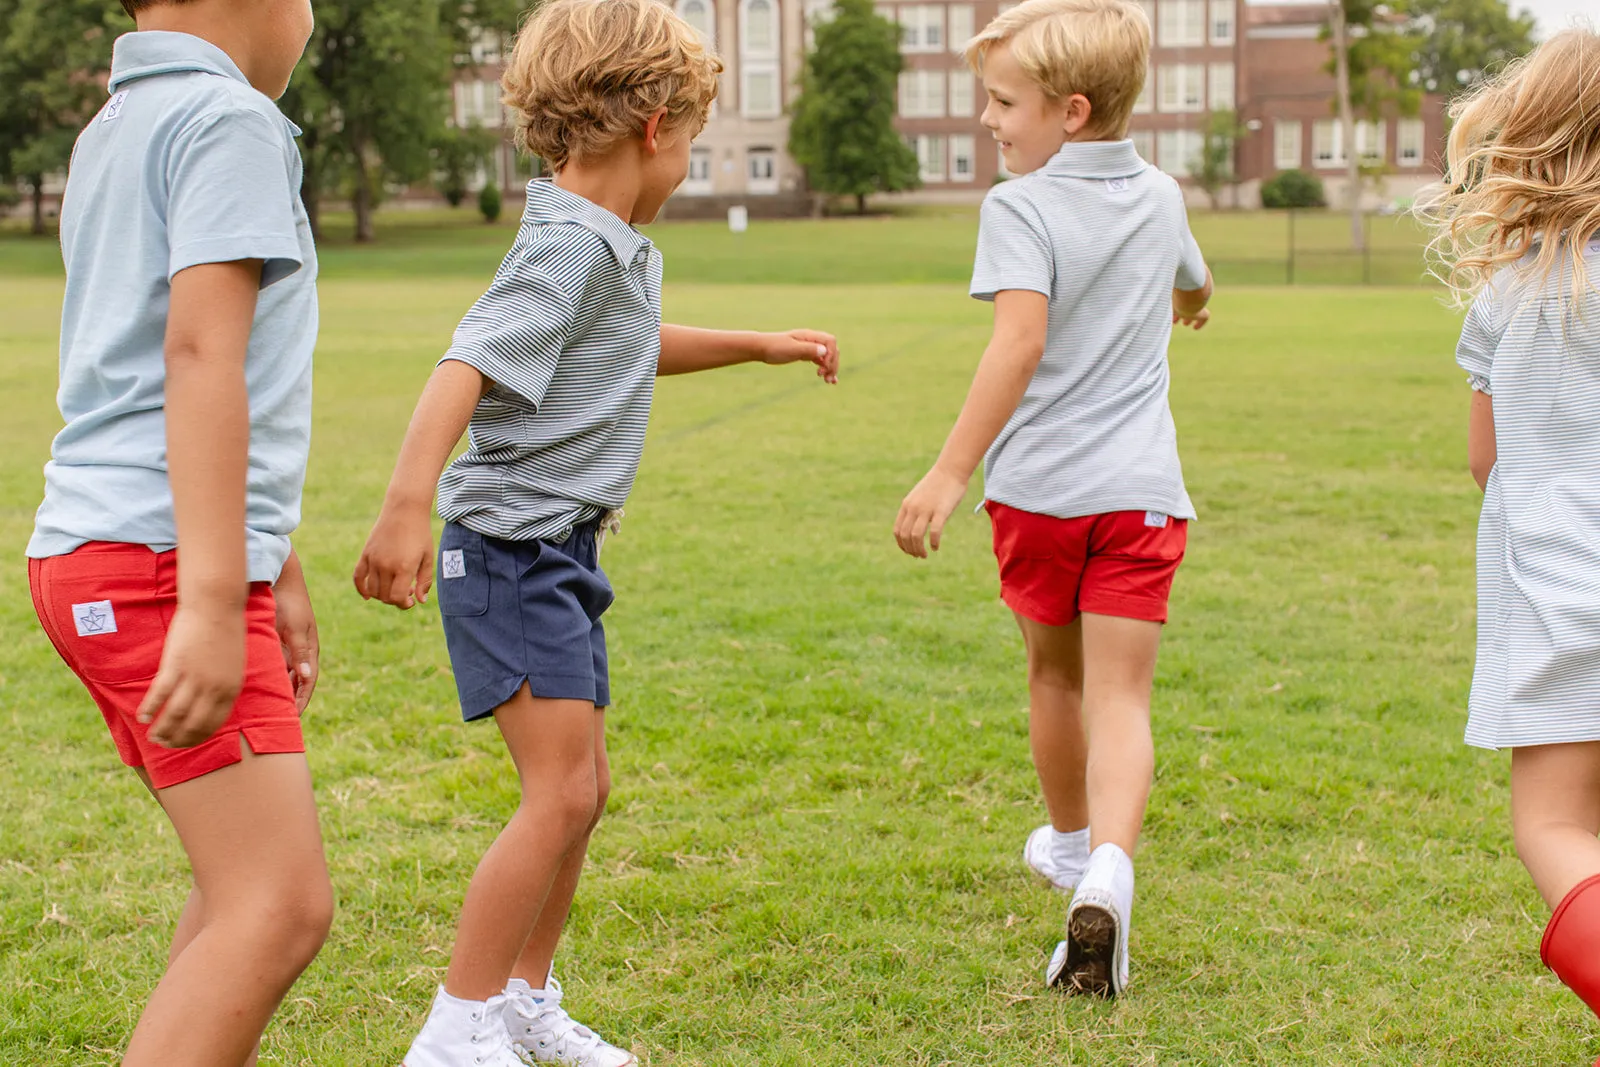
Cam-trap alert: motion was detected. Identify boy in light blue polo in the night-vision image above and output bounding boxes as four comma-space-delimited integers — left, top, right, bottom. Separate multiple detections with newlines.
896, 0, 1213, 999
24, 3, 333, 1064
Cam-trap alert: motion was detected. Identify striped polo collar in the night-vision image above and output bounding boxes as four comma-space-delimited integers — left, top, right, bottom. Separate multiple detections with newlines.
524, 179, 653, 267
1043, 139, 1147, 180
109, 31, 250, 92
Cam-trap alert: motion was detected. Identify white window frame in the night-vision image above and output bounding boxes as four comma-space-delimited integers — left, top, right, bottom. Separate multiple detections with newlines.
898, 69, 946, 118
1397, 118, 1425, 167
742, 0, 778, 57
1158, 0, 1205, 47
1157, 128, 1202, 177
1312, 119, 1346, 168
900, 5, 943, 52
1134, 65, 1153, 114
1355, 119, 1387, 163
915, 133, 947, 182
949, 133, 975, 181
679, 0, 716, 47
747, 147, 778, 193
946, 4, 974, 51
1158, 65, 1205, 113
455, 79, 503, 128
1208, 63, 1234, 111
684, 147, 713, 194
742, 64, 781, 118
1274, 119, 1302, 170
949, 72, 974, 117
1209, 0, 1235, 45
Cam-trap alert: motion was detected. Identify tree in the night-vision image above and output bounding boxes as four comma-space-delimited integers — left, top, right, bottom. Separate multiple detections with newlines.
789, 0, 920, 215
0, 0, 122, 234
1401, 0, 1535, 99
281, 0, 524, 242
1189, 109, 1248, 210
433, 123, 498, 207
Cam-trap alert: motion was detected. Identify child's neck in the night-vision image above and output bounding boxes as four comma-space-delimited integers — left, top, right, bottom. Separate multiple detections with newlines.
137, 10, 270, 93
555, 157, 645, 227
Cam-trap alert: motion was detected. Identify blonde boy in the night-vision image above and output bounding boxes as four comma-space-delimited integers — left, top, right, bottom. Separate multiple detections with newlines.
895, 0, 1213, 997
354, 1, 839, 1064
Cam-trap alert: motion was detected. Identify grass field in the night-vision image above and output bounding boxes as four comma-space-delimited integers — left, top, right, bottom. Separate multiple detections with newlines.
1, 212, 1595, 1066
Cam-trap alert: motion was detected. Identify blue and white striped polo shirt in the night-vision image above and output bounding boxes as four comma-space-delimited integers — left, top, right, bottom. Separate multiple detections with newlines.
971, 139, 1208, 522
437, 180, 663, 542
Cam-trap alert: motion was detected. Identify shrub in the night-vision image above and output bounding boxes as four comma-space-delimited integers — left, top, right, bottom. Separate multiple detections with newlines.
1261, 169, 1326, 209
478, 181, 503, 223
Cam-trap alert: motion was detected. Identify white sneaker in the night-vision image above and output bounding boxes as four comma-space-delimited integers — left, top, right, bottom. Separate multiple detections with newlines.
1023, 824, 1089, 891
404, 986, 526, 1067
1047, 842, 1133, 997
504, 972, 636, 1067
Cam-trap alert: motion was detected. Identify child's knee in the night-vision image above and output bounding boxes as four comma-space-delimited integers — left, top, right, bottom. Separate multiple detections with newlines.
534, 770, 600, 838
590, 770, 611, 834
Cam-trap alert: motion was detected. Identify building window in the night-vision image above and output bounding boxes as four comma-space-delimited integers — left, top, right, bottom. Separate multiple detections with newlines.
747, 147, 778, 193
1274, 120, 1302, 170
1312, 119, 1346, 168
1158, 64, 1204, 113
803, 0, 834, 47
950, 134, 975, 180
455, 79, 503, 127
900, 5, 943, 51
914, 134, 947, 181
1208, 63, 1234, 110
467, 30, 503, 65
1397, 118, 1425, 167
743, 0, 777, 55
1356, 120, 1387, 163
1134, 65, 1153, 114
1209, 0, 1235, 44
898, 69, 947, 117
1156, 129, 1202, 177
743, 66, 780, 117
875, 3, 894, 23
1158, 0, 1205, 47
949, 72, 975, 116
947, 3, 974, 50
1131, 129, 1155, 161
684, 147, 713, 194
679, 0, 715, 45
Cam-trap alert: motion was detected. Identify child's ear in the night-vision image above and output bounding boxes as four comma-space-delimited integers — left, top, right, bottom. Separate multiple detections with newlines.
1062, 94, 1093, 137
643, 108, 670, 155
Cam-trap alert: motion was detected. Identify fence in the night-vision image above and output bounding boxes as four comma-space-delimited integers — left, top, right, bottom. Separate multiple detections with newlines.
1196, 209, 1435, 288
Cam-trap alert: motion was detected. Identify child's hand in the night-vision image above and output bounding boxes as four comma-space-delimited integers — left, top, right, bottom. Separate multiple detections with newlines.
1172, 306, 1210, 330
761, 329, 840, 384
353, 506, 436, 610
895, 466, 970, 558
274, 555, 319, 714
138, 600, 246, 748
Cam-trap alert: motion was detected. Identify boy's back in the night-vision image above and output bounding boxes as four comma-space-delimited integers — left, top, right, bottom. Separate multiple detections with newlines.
31, 30, 317, 584
972, 140, 1207, 522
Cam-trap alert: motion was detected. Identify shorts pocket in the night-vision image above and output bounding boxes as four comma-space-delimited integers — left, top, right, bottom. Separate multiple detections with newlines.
42, 566, 167, 687
437, 525, 490, 618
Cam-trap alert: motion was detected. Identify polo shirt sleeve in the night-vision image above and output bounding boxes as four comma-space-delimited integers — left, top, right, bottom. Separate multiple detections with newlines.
970, 191, 1053, 301
439, 228, 608, 409
1175, 210, 1209, 292
166, 108, 303, 289
1456, 289, 1502, 395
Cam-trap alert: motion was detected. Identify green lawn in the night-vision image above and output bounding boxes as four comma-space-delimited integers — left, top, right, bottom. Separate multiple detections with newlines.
1, 216, 1592, 1066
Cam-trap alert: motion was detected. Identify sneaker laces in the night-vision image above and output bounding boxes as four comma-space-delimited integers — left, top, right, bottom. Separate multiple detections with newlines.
508, 981, 608, 1060
467, 995, 517, 1065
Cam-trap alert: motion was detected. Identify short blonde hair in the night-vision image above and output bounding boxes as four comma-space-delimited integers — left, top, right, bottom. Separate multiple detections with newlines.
1418, 27, 1600, 305
502, 0, 723, 172
964, 0, 1150, 138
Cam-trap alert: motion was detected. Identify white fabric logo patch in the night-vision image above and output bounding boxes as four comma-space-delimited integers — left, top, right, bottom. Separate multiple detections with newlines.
441, 550, 466, 579
1144, 512, 1169, 528
101, 91, 129, 124
1105, 177, 1130, 192
72, 600, 117, 637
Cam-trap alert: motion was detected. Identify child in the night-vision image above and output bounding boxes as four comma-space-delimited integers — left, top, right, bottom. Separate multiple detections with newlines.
351, 2, 839, 1063
1421, 27, 1600, 1054
25, 2, 331, 1065
894, 0, 1211, 998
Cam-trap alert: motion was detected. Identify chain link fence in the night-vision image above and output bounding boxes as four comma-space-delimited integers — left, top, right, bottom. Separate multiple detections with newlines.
1200, 210, 1435, 287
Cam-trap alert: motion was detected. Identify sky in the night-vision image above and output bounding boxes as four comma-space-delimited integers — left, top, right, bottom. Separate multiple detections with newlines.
1507, 0, 1593, 37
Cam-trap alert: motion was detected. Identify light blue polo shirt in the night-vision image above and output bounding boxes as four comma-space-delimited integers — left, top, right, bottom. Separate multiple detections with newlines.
27, 31, 318, 584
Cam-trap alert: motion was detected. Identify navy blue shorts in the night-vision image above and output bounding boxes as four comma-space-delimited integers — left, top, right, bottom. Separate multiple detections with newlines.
436, 520, 614, 721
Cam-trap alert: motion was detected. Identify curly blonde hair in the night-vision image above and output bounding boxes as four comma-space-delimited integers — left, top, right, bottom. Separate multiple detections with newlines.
502, 0, 723, 173
1418, 27, 1600, 305
964, 0, 1150, 139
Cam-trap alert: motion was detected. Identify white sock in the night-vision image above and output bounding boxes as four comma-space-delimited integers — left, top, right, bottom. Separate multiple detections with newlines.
1050, 827, 1090, 868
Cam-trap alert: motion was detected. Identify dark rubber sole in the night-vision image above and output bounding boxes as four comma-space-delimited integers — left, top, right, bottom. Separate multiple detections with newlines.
1059, 904, 1118, 998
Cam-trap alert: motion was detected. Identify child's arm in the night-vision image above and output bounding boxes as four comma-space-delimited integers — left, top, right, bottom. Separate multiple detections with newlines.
274, 547, 319, 713
659, 324, 839, 383
1173, 268, 1214, 330
136, 260, 259, 748
894, 290, 1048, 558
1469, 390, 1496, 491
353, 360, 489, 610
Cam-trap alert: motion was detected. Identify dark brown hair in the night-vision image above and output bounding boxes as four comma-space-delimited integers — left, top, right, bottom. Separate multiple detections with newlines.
120, 0, 199, 19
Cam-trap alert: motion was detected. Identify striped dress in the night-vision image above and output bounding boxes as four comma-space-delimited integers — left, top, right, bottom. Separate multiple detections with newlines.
1459, 238, 1600, 749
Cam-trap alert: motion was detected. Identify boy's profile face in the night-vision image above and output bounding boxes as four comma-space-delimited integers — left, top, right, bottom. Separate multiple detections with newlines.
255, 0, 316, 99
634, 119, 697, 224
979, 41, 1077, 175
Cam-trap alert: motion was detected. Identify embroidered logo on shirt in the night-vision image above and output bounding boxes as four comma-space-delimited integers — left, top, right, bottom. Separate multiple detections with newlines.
441, 550, 466, 579
1105, 177, 1130, 193
72, 600, 117, 637
1144, 512, 1169, 528
101, 91, 129, 124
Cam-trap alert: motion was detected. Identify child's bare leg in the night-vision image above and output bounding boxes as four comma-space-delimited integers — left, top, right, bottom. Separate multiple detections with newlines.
164, 888, 262, 1067
1016, 615, 1089, 832
445, 686, 600, 1001
1512, 742, 1600, 909
122, 746, 332, 1067
1078, 613, 1162, 854
512, 709, 611, 986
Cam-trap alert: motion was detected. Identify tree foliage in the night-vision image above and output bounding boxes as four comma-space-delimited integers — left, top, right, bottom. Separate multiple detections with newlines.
1190, 109, 1248, 210
788, 0, 919, 214
1400, 0, 1536, 98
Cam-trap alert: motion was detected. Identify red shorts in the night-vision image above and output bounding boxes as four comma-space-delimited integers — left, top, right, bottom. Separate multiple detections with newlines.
28, 542, 305, 790
986, 501, 1187, 626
